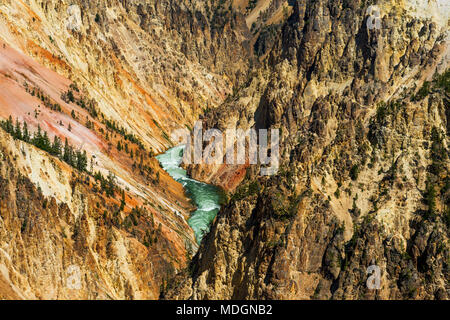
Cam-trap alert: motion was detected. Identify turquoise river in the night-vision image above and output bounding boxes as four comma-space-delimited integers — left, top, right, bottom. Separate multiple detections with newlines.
156, 145, 223, 244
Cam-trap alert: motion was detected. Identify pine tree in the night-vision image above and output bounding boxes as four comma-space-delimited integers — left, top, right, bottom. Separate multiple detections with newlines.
106, 171, 116, 197
67, 145, 74, 166
22, 122, 30, 142
14, 119, 22, 140
6, 116, 13, 134
68, 90, 74, 103
120, 190, 125, 211
76, 150, 87, 172
42, 131, 51, 152
63, 138, 71, 164
33, 125, 43, 149
51, 136, 62, 157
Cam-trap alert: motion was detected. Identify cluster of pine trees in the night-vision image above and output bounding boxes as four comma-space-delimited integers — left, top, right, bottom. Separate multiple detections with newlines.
105, 119, 145, 150
24, 83, 62, 112
61, 84, 99, 119
93, 170, 117, 197
0, 116, 88, 172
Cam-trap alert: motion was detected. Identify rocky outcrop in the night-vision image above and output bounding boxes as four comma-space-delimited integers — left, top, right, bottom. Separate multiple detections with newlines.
169, 0, 449, 300
0, 0, 253, 151
0, 0, 255, 299
0, 129, 192, 299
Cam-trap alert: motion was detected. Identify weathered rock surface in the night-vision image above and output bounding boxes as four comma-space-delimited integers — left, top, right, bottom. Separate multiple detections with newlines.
169, 0, 449, 300
0, 0, 253, 299
0, 0, 448, 300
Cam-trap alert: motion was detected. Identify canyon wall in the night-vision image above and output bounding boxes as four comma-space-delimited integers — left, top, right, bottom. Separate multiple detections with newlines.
0, 0, 253, 299
170, 0, 450, 300
0, 0, 448, 300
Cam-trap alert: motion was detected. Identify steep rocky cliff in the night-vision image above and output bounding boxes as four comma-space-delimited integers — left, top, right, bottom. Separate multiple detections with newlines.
0, 0, 252, 299
0, 128, 190, 299
0, 0, 254, 150
169, 0, 450, 300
